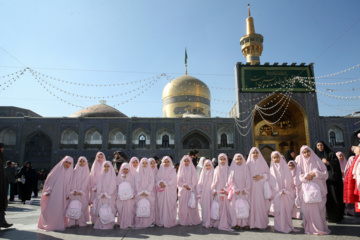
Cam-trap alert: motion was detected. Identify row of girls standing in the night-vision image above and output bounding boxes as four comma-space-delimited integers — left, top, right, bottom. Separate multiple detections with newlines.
38, 147, 331, 235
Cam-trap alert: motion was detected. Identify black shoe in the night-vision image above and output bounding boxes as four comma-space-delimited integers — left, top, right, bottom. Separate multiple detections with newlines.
0, 223, 13, 228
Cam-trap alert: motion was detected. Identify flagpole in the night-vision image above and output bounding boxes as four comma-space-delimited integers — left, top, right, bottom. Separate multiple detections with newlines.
185, 48, 188, 75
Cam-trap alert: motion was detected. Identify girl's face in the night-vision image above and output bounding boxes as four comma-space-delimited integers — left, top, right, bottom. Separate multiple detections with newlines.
184, 158, 190, 167
290, 152, 295, 158
288, 163, 295, 170
219, 156, 226, 166
63, 160, 72, 169
150, 161, 156, 169
164, 159, 170, 167
252, 150, 259, 159
205, 162, 212, 170
142, 160, 148, 168
302, 148, 311, 158
122, 168, 129, 175
97, 153, 104, 163
339, 154, 344, 161
316, 142, 324, 152
79, 158, 86, 167
272, 154, 281, 163
132, 160, 139, 168
104, 163, 110, 173
235, 155, 243, 166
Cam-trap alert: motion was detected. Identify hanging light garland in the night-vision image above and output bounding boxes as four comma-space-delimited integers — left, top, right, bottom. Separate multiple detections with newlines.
30, 68, 167, 87
0, 69, 27, 93
29, 69, 85, 108
112, 79, 159, 107
0, 68, 27, 80
34, 73, 160, 100
318, 98, 355, 114
313, 63, 360, 80
299, 80, 360, 101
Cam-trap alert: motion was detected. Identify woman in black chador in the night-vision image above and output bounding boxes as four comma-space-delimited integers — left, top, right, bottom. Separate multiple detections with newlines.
284, 149, 295, 163
314, 141, 344, 222
17, 161, 35, 204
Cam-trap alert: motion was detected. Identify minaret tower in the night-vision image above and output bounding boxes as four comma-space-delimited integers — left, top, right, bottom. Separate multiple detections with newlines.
240, 4, 264, 65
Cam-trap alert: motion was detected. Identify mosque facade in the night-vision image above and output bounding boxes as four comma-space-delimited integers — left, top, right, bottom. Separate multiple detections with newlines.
1, 6, 359, 169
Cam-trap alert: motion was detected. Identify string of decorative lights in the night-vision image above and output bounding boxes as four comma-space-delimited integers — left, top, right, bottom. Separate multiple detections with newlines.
0, 69, 27, 92
255, 89, 293, 111
232, 79, 296, 136
34, 74, 160, 100
312, 78, 360, 86
314, 84, 360, 93
112, 80, 159, 107
0, 68, 27, 80
30, 68, 167, 87
233, 110, 256, 136
29, 70, 85, 108
318, 98, 356, 114
256, 91, 293, 117
299, 80, 360, 101
298, 77, 360, 92
212, 98, 236, 103
313, 64, 360, 79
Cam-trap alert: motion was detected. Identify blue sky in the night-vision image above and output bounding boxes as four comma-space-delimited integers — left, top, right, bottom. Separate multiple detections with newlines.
0, 0, 359, 117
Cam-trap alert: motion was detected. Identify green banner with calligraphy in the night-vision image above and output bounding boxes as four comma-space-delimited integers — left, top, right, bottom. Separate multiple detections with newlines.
240, 66, 314, 92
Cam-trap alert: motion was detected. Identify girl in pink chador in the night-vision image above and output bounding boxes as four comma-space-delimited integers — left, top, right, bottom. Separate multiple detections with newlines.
115, 163, 135, 229
38, 156, 74, 231
246, 147, 270, 230
227, 153, 251, 230
94, 161, 117, 230
288, 160, 301, 219
89, 152, 106, 223
177, 155, 201, 226
155, 156, 177, 228
134, 158, 155, 229
67, 156, 90, 227
197, 160, 214, 228
129, 157, 140, 176
297, 146, 330, 235
336, 151, 347, 180
269, 151, 297, 233
211, 153, 232, 231
148, 158, 158, 224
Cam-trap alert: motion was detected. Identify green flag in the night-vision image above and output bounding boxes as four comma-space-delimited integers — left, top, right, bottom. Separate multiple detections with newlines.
185, 48, 188, 65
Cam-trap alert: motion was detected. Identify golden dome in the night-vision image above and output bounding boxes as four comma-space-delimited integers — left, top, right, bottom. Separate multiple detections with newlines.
162, 75, 211, 118
162, 75, 210, 100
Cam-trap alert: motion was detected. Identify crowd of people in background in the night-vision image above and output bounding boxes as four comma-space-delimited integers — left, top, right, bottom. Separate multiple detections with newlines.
1, 139, 360, 234
4, 160, 48, 204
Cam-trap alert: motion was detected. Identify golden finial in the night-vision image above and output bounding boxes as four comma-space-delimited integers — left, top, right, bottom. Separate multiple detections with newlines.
248, 3, 251, 17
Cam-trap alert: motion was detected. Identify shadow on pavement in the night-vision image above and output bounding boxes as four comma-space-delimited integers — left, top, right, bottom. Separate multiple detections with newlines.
0, 228, 63, 240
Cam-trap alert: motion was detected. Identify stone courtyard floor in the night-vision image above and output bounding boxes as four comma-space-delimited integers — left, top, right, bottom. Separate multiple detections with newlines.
1, 197, 359, 240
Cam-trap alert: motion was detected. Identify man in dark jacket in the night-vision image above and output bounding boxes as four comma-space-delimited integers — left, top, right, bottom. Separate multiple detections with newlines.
5, 161, 16, 201
0, 143, 13, 228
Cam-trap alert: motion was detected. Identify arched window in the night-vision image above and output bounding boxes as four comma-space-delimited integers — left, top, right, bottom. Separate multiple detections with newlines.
162, 135, 169, 148
60, 128, 78, 144
92, 132, 101, 142
0, 128, 16, 145
221, 133, 228, 147
139, 135, 146, 148
115, 132, 124, 141
84, 128, 102, 145
330, 131, 336, 146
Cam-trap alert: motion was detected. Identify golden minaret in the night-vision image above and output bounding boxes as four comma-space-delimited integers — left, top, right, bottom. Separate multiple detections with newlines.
240, 4, 264, 64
